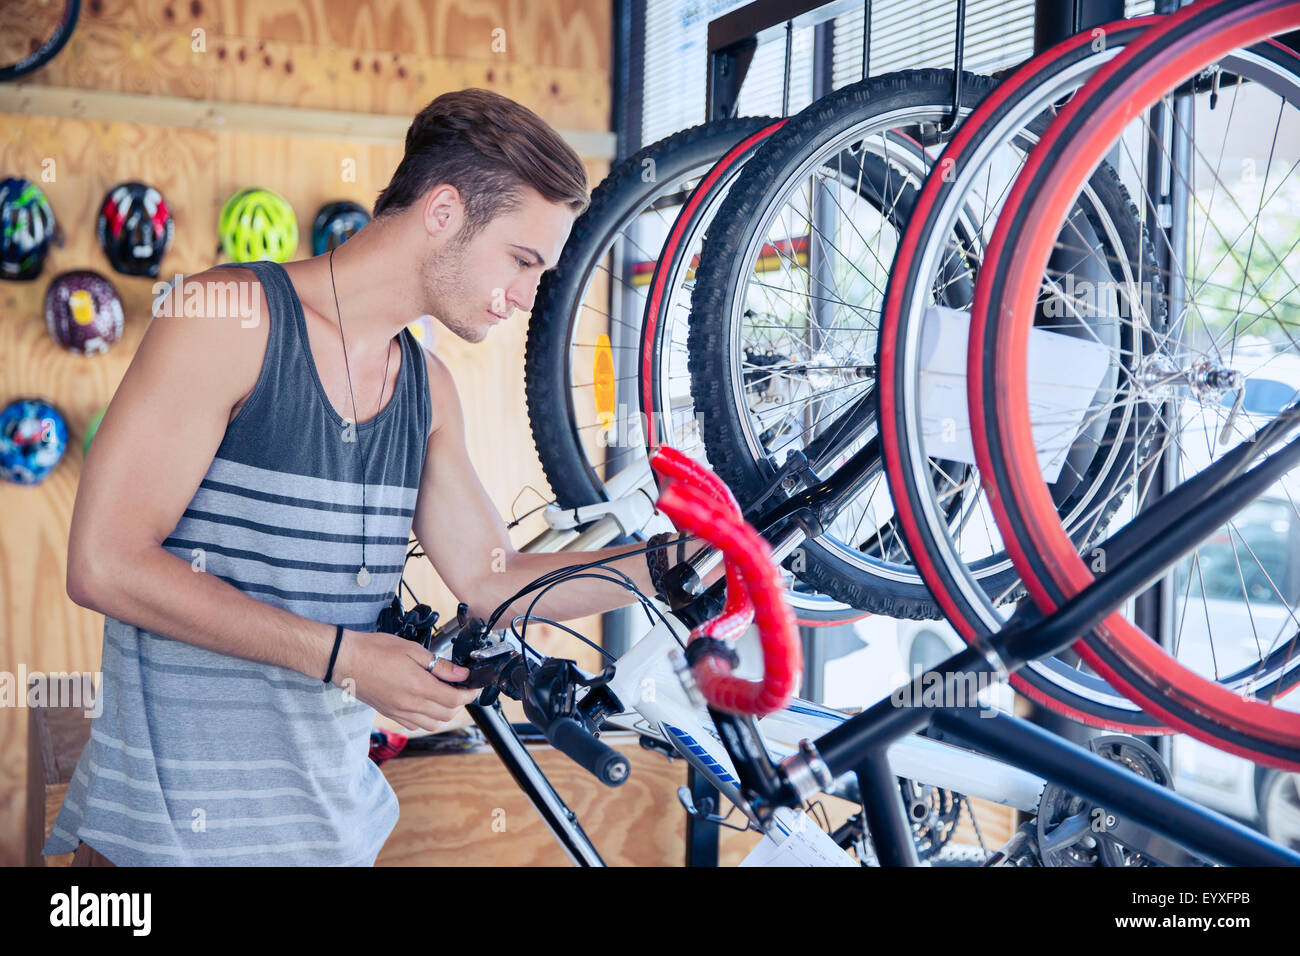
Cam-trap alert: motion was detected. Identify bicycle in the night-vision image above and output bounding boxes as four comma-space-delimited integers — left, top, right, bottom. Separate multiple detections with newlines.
392, 450, 1218, 865
455, 0, 1300, 862
964, 0, 1300, 763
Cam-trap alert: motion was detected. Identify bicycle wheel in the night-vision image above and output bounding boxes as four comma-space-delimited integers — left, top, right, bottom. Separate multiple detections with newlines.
880, 19, 1177, 730
972, 0, 1300, 768
0, 0, 79, 81
687, 70, 1009, 618
641, 122, 782, 468
527, 119, 768, 508
524, 118, 863, 624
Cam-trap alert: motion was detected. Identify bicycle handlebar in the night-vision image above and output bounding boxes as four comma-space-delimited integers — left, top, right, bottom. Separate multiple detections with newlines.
430, 607, 630, 788
542, 716, 629, 786
649, 445, 802, 717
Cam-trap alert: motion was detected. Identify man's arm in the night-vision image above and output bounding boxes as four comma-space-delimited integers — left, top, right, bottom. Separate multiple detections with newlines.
412, 351, 723, 626
67, 271, 475, 732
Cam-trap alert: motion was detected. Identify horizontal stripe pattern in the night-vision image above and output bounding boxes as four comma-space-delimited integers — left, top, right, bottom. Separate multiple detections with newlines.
43, 259, 427, 865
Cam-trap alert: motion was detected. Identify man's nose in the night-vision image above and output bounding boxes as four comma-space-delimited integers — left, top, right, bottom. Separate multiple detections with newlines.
509, 280, 538, 315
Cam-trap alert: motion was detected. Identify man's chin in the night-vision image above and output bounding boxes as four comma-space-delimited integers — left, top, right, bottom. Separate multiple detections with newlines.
436, 316, 490, 344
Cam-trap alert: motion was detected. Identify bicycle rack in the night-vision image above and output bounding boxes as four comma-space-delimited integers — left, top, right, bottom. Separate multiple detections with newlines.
481, 0, 1298, 866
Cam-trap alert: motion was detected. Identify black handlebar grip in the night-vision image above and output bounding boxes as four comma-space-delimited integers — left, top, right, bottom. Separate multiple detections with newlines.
546, 718, 630, 787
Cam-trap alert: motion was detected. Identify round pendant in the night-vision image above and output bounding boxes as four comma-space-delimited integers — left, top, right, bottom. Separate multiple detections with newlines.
356, 566, 371, 588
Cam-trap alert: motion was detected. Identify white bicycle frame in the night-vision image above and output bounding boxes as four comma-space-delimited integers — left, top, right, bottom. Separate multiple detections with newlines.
601, 613, 1045, 825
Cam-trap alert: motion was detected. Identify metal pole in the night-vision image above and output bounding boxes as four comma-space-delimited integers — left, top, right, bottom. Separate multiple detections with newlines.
855, 748, 919, 866
685, 767, 722, 866
860, 0, 871, 79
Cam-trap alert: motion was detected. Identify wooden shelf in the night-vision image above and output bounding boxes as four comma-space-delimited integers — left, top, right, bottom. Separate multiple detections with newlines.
0, 84, 616, 159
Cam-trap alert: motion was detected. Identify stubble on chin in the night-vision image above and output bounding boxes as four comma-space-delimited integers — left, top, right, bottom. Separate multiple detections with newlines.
445, 319, 487, 344
421, 240, 486, 344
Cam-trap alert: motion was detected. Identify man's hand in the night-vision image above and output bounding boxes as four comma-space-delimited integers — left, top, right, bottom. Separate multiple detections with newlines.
333, 630, 482, 732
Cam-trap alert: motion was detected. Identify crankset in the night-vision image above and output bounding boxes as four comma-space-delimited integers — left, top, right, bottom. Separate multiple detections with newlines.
1009, 734, 1208, 866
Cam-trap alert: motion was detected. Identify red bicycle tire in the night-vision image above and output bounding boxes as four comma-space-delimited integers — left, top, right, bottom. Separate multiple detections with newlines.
877, 16, 1170, 732
971, 0, 1300, 768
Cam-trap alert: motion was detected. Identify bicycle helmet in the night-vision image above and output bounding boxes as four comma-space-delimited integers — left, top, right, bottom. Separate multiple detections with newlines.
45, 270, 124, 355
84, 405, 106, 456
219, 187, 298, 263
97, 181, 174, 277
0, 177, 56, 281
0, 398, 68, 485
311, 200, 370, 255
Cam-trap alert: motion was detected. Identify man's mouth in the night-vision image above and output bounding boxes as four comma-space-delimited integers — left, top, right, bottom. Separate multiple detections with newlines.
487, 310, 506, 323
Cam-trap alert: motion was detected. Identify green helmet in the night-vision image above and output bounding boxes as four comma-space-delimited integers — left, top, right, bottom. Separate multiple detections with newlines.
219, 187, 298, 263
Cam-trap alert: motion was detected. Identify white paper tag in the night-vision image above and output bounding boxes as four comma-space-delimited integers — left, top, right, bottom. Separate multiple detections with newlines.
739, 808, 860, 867
917, 306, 1112, 484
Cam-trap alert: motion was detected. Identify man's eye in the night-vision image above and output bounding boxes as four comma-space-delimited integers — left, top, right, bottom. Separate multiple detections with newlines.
515, 257, 529, 268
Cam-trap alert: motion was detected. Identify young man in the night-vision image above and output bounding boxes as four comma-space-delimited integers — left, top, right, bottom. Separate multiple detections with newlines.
46, 89, 711, 867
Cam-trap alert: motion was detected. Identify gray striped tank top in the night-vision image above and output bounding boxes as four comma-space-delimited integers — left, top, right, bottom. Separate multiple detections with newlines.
43, 258, 431, 866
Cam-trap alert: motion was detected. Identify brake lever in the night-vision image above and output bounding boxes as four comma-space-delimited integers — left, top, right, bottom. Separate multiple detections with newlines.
375, 595, 440, 649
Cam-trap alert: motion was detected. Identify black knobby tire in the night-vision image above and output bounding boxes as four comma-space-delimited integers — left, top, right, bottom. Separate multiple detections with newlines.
687, 71, 1002, 619
525, 118, 774, 511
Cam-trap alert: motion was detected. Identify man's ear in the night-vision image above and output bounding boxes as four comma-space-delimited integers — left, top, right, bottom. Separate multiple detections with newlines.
423, 185, 462, 238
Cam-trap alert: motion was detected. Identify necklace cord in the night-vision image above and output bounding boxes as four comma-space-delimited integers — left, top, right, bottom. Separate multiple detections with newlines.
329, 248, 394, 581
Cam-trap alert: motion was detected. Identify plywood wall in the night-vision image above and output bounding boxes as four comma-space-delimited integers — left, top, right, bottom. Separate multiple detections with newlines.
1, 0, 613, 866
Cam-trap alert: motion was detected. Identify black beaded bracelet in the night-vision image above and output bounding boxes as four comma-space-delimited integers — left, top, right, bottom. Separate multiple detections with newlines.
323, 624, 344, 685
646, 531, 688, 601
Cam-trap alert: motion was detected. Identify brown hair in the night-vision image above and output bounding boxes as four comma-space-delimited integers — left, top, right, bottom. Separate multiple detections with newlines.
373, 88, 589, 238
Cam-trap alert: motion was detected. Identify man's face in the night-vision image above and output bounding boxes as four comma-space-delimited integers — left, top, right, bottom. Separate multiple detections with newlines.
421, 186, 575, 344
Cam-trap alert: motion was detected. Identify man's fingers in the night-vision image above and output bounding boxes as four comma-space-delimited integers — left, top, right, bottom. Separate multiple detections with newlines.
424, 656, 470, 682
406, 703, 456, 727
457, 687, 482, 707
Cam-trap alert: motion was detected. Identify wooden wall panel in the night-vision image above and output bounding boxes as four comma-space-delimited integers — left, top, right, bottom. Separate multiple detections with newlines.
1, 0, 613, 866
19, 1, 609, 128
73, 0, 610, 69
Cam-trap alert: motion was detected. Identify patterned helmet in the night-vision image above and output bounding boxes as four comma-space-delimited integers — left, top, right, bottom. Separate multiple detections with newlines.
219, 187, 298, 263
97, 181, 174, 277
45, 270, 125, 356
0, 398, 68, 485
0, 177, 56, 281
312, 200, 370, 255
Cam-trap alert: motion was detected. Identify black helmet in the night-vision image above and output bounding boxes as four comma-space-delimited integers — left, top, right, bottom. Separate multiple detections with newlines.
312, 200, 370, 255
0, 177, 56, 281
96, 182, 174, 278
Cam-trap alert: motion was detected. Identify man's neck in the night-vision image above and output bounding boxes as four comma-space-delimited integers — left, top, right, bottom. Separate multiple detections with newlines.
285, 216, 425, 353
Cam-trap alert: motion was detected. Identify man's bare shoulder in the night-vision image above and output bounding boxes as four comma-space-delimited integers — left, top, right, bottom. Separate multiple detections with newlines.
148, 267, 271, 419
419, 347, 463, 438
153, 266, 265, 322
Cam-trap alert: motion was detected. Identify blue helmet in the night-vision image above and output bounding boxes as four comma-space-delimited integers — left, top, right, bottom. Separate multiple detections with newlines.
0, 398, 68, 484
1, 177, 57, 281
312, 200, 370, 255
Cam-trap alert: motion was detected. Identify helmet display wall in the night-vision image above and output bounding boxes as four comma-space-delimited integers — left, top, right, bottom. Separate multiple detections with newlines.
0, 0, 610, 872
